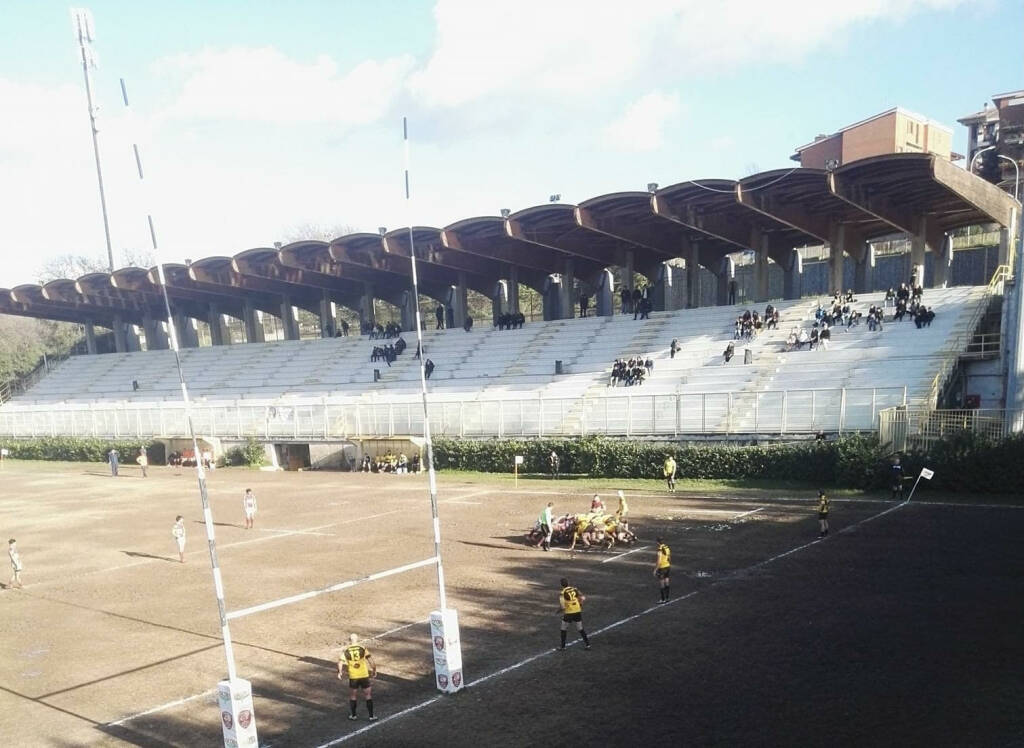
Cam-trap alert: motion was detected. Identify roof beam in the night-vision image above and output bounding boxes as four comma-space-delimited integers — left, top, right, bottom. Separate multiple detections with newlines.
827, 172, 916, 234
735, 183, 831, 243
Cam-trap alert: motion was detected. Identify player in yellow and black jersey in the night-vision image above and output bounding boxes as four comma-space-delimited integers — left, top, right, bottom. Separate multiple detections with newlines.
817, 490, 830, 537
338, 633, 377, 721
558, 578, 591, 651
654, 538, 671, 603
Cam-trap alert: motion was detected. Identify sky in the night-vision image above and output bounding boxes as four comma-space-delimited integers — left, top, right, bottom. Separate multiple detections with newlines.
0, 0, 1020, 286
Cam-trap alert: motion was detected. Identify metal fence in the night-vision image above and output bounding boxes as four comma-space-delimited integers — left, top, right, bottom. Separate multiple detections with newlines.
879, 407, 1024, 452
0, 386, 907, 441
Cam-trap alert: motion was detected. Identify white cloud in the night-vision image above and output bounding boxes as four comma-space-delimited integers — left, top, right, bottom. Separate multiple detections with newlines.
602, 92, 681, 151
158, 46, 415, 125
410, 0, 965, 109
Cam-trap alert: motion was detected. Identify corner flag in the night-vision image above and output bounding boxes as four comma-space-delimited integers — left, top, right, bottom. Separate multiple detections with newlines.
919, 468, 935, 480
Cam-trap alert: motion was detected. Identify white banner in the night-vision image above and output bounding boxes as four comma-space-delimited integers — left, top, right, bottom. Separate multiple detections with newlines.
919, 468, 935, 480
429, 609, 464, 693
217, 678, 258, 748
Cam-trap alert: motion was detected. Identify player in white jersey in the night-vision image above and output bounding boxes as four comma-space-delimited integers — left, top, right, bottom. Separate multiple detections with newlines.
242, 489, 258, 530
172, 516, 186, 563
8, 539, 23, 589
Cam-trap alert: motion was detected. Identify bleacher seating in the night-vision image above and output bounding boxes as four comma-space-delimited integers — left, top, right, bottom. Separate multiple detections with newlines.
0, 285, 989, 437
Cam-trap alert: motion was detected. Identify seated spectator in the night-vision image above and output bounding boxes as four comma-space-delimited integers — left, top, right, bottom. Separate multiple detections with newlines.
766, 310, 779, 330
844, 289, 855, 303
797, 327, 810, 349
723, 341, 735, 363
620, 287, 632, 315
884, 288, 896, 308
894, 299, 908, 322
810, 325, 819, 349
424, 358, 435, 379
785, 327, 798, 351
463, 315, 473, 332
669, 338, 680, 359
818, 323, 831, 351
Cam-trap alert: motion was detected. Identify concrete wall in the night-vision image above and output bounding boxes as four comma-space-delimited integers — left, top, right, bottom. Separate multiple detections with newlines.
962, 358, 1005, 410
309, 442, 357, 470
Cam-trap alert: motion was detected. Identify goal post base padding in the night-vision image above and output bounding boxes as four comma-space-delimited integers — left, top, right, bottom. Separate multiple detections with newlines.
430, 609, 464, 693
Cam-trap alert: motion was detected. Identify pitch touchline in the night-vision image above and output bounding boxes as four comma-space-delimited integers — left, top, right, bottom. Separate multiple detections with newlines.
733, 507, 764, 520
226, 557, 439, 620
601, 546, 650, 564
315, 498, 914, 746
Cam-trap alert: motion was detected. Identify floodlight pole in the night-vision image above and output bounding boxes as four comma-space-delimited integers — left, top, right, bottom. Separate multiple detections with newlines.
403, 117, 448, 614
72, 8, 115, 272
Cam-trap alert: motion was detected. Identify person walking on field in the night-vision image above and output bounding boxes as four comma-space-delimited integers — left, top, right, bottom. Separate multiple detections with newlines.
549, 450, 560, 479
615, 490, 629, 521
536, 501, 554, 551
654, 537, 671, 603
557, 578, 591, 651
339, 633, 377, 721
663, 455, 677, 492
8, 539, 24, 589
136, 447, 148, 478
817, 491, 830, 537
108, 447, 120, 477
172, 516, 186, 563
242, 488, 258, 530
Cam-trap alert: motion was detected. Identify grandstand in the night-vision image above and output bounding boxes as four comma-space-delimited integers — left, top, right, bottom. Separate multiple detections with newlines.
0, 284, 992, 440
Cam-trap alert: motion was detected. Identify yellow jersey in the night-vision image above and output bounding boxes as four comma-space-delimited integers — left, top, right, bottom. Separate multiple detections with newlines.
663, 458, 676, 477
818, 496, 830, 516
656, 543, 671, 569
342, 645, 371, 679
560, 585, 582, 615
616, 497, 628, 519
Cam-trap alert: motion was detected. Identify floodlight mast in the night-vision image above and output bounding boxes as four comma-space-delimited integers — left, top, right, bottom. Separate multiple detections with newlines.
403, 117, 449, 614
71, 8, 114, 272
121, 77, 241, 686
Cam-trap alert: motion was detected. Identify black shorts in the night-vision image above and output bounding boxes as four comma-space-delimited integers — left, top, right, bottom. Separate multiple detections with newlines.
819, 513, 829, 520
656, 567, 670, 579
349, 678, 370, 690
562, 612, 582, 623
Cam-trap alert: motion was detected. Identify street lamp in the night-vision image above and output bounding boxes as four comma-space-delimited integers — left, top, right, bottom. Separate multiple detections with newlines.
969, 145, 995, 174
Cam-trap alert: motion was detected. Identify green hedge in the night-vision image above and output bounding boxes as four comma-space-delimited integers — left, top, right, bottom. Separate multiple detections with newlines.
433, 433, 1024, 493
2, 437, 165, 465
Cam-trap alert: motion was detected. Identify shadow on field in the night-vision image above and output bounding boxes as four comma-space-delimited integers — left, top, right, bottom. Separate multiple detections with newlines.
121, 550, 178, 562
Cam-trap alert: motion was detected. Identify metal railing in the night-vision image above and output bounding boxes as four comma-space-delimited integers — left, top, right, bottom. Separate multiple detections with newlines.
879, 407, 1024, 453
962, 332, 1002, 358
0, 352, 71, 406
922, 265, 1009, 407
0, 386, 907, 441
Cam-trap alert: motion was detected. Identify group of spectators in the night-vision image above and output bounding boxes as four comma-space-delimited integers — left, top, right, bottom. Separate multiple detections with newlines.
608, 356, 654, 386
619, 287, 654, 320
784, 323, 832, 351
362, 321, 403, 339
370, 337, 407, 366
734, 304, 779, 340
495, 312, 526, 330
359, 452, 421, 473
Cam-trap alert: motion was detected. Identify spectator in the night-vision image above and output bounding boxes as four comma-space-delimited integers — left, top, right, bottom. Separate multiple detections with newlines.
669, 338, 680, 359
797, 327, 810, 349
644, 357, 654, 377
723, 341, 735, 363
818, 323, 831, 351
884, 288, 895, 309
632, 288, 643, 318
435, 304, 445, 330
620, 287, 631, 315
637, 297, 652, 320
463, 315, 474, 332
579, 293, 589, 318
424, 359, 435, 379
549, 451, 560, 478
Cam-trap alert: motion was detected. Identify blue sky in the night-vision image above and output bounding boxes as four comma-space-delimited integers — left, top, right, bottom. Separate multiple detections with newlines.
0, 0, 1019, 286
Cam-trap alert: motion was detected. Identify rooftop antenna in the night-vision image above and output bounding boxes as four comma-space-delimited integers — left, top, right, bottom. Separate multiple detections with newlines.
71, 8, 114, 272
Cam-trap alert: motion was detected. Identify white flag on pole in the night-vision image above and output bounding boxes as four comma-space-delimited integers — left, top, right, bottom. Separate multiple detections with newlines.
919, 468, 934, 480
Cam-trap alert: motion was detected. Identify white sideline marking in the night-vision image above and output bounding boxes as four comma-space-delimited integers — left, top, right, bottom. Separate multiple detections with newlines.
733, 507, 764, 520
106, 689, 215, 727
226, 557, 438, 621
442, 501, 482, 506
600, 545, 650, 564
255, 528, 336, 537
314, 497, 914, 745
546, 547, 617, 556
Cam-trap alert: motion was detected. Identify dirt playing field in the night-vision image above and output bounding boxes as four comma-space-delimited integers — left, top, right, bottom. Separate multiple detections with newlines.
0, 460, 1021, 748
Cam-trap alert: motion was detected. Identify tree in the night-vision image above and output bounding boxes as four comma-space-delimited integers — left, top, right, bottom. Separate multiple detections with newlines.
280, 223, 359, 244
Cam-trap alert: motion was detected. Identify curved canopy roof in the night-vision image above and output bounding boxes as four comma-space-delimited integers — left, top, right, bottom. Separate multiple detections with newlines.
2, 153, 1016, 327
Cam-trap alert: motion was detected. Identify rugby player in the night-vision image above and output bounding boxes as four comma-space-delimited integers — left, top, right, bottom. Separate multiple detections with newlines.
654, 537, 671, 603
557, 578, 591, 650
339, 633, 377, 721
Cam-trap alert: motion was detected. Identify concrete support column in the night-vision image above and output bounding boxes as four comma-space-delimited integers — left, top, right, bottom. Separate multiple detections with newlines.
243, 302, 265, 344
360, 283, 375, 331
401, 290, 417, 331
142, 314, 169, 351
124, 325, 141, 352
716, 256, 735, 306
451, 272, 468, 328
596, 267, 614, 316
506, 265, 520, 314
752, 232, 770, 303
827, 225, 845, 295
999, 206, 1018, 269
84, 322, 97, 354
854, 244, 876, 294
207, 304, 229, 346
492, 280, 508, 325
651, 262, 673, 312
624, 250, 635, 295
542, 274, 562, 321
560, 259, 576, 319
909, 216, 944, 288
685, 245, 702, 308
173, 313, 199, 348
112, 314, 128, 353
931, 233, 954, 289
319, 294, 335, 338
783, 248, 803, 300
279, 298, 300, 341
